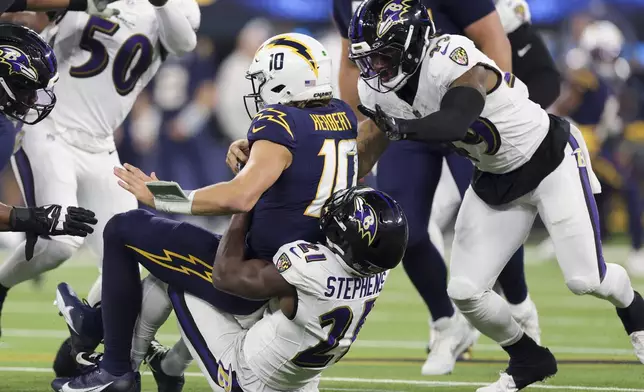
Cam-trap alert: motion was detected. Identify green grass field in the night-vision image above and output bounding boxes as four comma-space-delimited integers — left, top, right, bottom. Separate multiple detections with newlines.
1, 245, 644, 391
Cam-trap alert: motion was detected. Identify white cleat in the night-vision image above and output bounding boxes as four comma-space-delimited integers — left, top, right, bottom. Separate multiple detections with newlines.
509, 296, 541, 345
630, 331, 644, 364
476, 373, 518, 392
626, 249, 644, 278
421, 311, 479, 375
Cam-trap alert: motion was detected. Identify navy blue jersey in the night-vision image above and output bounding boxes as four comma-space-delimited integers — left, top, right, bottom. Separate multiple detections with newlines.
245, 98, 358, 260
0, 0, 13, 12
332, 0, 495, 38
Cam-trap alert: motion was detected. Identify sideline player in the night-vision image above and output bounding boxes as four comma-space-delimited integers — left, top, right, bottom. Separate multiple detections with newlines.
349, 0, 644, 390
332, 0, 535, 375
0, 0, 200, 345
178, 186, 407, 392
51, 32, 366, 392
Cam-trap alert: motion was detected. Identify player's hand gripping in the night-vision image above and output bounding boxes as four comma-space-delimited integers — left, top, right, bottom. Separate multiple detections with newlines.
357, 104, 406, 141
10, 205, 98, 261
226, 139, 250, 175
114, 163, 159, 208
86, 0, 120, 18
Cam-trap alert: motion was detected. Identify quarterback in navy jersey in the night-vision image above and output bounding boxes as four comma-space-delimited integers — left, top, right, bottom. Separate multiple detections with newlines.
52, 33, 361, 392
333, 0, 538, 376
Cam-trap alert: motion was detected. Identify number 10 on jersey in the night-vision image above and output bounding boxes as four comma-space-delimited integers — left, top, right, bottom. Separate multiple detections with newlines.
304, 139, 357, 218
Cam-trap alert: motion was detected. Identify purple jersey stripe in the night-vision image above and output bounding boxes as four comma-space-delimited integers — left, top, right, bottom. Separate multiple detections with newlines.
568, 136, 607, 280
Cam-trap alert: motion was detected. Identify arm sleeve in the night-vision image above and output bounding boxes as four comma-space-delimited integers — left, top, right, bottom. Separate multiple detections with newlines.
508, 23, 560, 108
247, 106, 297, 152
155, 0, 200, 56
442, 0, 496, 31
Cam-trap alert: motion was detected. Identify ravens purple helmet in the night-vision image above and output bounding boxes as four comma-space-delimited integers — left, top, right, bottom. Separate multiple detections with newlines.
0, 23, 58, 125
320, 185, 408, 276
348, 0, 435, 92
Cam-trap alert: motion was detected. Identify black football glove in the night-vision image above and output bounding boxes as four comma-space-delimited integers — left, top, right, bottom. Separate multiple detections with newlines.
9, 205, 98, 261
358, 104, 406, 141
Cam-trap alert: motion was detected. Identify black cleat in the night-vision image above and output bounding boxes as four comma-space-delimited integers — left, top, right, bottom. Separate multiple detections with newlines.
144, 340, 185, 392
53, 337, 104, 378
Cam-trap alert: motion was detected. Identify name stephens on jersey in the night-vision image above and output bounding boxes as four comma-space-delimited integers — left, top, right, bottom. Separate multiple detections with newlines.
324, 272, 387, 300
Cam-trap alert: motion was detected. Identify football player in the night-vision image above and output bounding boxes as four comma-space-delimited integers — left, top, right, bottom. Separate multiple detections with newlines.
177, 186, 407, 392
348, 0, 644, 390
0, 0, 200, 360
51, 33, 366, 392
0, 22, 98, 335
428, 0, 560, 344
332, 0, 537, 375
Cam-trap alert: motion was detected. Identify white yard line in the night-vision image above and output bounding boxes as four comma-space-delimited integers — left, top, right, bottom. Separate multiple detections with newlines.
0, 328, 636, 356
0, 367, 642, 391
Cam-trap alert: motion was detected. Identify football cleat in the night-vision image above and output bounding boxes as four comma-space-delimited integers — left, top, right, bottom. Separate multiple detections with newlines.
53, 337, 103, 378
51, 367, 140, 392
476, 345, 557, 392
55, 282, 103, 353
144, 340, 185, 392
421, 311, 480, 375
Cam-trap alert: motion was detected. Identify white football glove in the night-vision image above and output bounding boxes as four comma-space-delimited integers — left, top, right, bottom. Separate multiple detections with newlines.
86, 0, 120, 17
495, 0, 531, 34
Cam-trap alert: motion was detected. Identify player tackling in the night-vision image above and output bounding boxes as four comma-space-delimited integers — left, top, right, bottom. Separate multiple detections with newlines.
348, 0, 644, 390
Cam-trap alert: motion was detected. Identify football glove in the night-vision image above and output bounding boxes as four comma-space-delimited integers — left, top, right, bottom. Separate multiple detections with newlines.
358, 104, 407, 141
9, 206, 98, 261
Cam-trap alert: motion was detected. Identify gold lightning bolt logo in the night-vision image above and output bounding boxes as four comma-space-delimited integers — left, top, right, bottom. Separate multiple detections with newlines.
126, 245, 213, 283
252, 108, 294, 139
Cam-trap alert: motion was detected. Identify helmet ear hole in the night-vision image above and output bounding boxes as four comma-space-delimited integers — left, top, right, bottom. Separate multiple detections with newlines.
271, 84, 286, 93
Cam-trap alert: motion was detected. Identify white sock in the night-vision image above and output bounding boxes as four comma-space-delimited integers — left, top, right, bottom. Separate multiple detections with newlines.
86, 275, 102, 307
131, 275, 172, 369
453, 290, 523, 346
0, 239, 75, 288
161, 339, 192, 377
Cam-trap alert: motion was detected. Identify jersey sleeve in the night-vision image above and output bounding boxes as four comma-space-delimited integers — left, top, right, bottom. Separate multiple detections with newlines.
496, 0, 531, 34
441, 0, 496, 31
272, 241, 324, 296
428, 35, 491, 97
155, 0, 201, 56
332, 0, 362, 39
357, 79, 378, 111
247, 105, 297, 152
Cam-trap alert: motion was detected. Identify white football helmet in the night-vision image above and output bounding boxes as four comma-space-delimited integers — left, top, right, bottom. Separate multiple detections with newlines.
244, 32, 333, 118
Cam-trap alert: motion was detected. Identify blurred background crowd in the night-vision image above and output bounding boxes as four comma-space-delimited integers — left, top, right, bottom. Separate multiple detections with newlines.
0, 0, 643, 250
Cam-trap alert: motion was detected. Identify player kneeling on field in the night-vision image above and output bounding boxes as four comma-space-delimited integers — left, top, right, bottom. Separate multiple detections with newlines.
170, 186, 408, 392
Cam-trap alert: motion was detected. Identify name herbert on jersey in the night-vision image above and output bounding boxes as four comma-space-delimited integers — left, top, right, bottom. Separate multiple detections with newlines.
324, 272, 387, 300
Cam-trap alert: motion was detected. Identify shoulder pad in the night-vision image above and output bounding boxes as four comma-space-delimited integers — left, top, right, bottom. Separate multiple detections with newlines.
248, 105, 297, 151
427, 35, 490, 89
273, 241, 333, 294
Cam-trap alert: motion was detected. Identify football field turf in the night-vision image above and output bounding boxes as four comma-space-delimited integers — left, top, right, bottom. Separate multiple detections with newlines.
1, 245, 643, 391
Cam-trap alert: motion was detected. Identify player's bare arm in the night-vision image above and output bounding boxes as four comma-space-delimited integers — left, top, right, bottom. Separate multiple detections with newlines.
464, 11, 512, 72
211, 212, 296, 302
339, 39, 365, 122
356, 118, 389, 179
364, 66, 492, 143
115, 139, 292, 215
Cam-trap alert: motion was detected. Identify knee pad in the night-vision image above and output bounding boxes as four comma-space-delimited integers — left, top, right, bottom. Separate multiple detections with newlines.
447, 276, 486, 302
565, 274, 601, 296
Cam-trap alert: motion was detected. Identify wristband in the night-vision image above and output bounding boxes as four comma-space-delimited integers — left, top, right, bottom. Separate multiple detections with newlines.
154, 190, 195, 215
